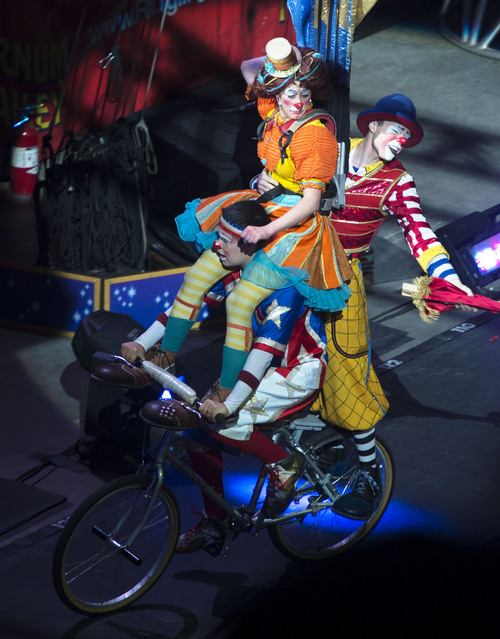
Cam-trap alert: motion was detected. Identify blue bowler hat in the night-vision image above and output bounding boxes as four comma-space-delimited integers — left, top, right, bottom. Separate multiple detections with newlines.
356, 94, 424, 147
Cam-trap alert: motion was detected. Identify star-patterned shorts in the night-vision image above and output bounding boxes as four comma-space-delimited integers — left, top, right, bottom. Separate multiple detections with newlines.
209, 360, 323, 441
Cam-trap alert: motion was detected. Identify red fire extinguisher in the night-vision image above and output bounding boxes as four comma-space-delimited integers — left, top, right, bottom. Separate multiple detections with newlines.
10, 104, 43, 195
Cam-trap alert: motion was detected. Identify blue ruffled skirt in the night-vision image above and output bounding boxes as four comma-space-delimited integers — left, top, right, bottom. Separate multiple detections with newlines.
176, 198, 351, 313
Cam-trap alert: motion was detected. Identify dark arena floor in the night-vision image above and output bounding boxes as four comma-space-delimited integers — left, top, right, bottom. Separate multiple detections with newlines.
1, 3, 500, 638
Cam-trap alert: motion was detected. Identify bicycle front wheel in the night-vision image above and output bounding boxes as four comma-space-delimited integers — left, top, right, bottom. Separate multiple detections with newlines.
269, 432, 394, 560
53, 474, 180, 615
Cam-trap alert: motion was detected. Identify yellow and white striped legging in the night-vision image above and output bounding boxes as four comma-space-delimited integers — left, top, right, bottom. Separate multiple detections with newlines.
162, 249, 272, 387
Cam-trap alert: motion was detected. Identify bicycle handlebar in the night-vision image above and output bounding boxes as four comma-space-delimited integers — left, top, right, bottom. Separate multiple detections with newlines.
139, 360, 197, 405
136, 359, 227, 423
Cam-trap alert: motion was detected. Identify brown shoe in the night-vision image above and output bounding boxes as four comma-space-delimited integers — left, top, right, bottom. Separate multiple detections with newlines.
144, 343, 176, 374
262, 450, 305, 518
91, 361, 151, 388
140, 399, 201, 430
201, 381, 232, 403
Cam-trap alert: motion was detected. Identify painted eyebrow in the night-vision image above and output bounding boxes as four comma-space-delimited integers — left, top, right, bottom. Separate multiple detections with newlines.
289, 89, 311, 96
284, 88, 311, 96
387, 124, 411, 137
388, 124, 407, 133
217, 230, 233, 242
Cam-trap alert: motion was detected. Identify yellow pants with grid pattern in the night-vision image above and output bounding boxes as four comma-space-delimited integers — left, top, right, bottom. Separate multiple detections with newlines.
311, 259, 389, 431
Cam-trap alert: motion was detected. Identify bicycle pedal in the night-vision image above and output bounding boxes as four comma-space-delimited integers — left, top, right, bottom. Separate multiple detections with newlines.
203, 530, 235, 557
203, 540, 223, 557
251, 511, 264, 534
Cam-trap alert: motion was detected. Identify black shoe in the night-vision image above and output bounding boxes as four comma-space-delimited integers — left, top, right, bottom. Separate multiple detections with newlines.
333, 466, 381, 520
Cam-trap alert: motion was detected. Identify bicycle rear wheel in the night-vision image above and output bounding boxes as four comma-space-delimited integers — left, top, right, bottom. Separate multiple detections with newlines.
53, 474, 180, 614
268, 431, 394, 560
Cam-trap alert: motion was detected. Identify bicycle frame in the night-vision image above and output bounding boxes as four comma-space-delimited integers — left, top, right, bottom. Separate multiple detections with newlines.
87, 360, 389, 561
106, 410, 344, 559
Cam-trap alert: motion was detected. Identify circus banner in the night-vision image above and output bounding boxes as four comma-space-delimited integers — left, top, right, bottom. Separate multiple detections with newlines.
0, 0, 294, 172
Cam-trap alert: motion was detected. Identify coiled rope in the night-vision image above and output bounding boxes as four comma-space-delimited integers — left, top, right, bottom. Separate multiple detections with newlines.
34, 0, 172, 274
35, 118, 149, 274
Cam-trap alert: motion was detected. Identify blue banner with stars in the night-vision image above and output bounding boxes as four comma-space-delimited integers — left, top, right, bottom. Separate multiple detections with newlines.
0, 262, 100, 335
104, 268, 221, 329
1, 263, 224, 336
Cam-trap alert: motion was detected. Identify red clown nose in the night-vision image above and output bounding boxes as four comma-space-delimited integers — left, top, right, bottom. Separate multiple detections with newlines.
397, 136, 408, 146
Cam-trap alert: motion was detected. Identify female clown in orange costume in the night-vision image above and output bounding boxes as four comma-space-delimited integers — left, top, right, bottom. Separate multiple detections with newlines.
157, 37, 352, 399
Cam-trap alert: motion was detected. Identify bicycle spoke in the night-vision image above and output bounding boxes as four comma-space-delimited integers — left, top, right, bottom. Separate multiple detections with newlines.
53, 476, 179, 614
268, 434, 394, 559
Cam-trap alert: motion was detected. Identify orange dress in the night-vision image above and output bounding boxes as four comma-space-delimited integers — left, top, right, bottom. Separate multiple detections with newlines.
178, 96, 352, 311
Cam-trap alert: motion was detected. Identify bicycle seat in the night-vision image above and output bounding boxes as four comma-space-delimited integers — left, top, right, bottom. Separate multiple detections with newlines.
258, 409, 313, 432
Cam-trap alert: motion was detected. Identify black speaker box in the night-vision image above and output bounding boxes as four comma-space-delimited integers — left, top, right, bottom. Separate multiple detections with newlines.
72, 310, 145, 371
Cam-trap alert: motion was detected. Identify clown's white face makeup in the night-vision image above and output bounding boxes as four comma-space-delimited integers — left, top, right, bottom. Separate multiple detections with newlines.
371, 121, 412, 161
278, 83, 312, 120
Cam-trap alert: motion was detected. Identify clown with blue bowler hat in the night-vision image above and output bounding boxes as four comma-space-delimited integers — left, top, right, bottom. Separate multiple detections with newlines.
256, 93, 474, 520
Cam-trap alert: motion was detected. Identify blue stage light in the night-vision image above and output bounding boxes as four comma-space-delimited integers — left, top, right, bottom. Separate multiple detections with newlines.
223, 470, 448, 537
159, 375, 187, 400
